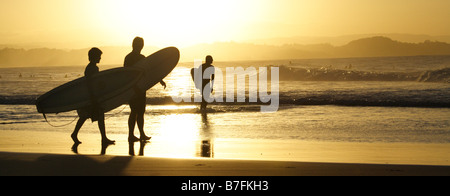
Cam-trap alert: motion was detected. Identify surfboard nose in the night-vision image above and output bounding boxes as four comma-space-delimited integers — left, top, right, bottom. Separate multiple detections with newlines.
165, 47, 180, 59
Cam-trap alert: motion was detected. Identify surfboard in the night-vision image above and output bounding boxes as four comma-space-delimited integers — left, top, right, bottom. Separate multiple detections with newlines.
133, 47, 180, 92
36, 47, 180, 115
36, 67, 142, 114
191, 65, 215, 90
191, 67, 202, 90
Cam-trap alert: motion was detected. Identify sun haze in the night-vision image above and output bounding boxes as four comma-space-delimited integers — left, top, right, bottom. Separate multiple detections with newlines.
1, 0, 450, 48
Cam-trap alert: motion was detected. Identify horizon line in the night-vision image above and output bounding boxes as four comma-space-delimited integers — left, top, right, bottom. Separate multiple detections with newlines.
2, 33, 450, 50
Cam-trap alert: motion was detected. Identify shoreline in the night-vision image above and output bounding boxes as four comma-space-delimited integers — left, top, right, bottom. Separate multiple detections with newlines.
1, 151, 449, 176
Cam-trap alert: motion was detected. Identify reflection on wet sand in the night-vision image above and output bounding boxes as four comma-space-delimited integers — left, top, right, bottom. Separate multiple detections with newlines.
72, 140, 149, 156
129, 140, 148, 156
70, 110, 215, 159
72, 141, 118, 155
199, 112, 214, 158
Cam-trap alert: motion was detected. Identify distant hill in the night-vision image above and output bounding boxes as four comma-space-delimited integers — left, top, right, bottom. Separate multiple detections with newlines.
248, 34, 450, 46
335, 36, 450, 57
185, 36, 450, 61
1, 36, 450, 67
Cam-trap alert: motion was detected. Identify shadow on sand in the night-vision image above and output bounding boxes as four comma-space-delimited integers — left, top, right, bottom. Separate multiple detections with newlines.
0, 152, 132, 176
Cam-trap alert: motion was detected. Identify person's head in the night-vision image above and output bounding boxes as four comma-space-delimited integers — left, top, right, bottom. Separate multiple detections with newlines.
132, 36, 144, 52
88, 47, 102, 63
205, 55, 213, 65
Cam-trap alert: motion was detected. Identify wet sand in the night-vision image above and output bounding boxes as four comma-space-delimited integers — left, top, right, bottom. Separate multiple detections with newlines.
1, 130, 450, 165
1, 130, 450, 175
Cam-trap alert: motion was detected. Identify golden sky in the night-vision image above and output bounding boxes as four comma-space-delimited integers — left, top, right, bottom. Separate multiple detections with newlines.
1, 0, 450, 48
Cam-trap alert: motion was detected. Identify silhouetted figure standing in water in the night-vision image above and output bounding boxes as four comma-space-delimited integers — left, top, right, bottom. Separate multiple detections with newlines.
200, 55, 215, 111
71, 48, 115, 145
124, 37, 166, 142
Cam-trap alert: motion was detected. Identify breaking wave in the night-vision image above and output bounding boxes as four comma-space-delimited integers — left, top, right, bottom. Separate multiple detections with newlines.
277, 66, 450, 83
2, 92, 449, 108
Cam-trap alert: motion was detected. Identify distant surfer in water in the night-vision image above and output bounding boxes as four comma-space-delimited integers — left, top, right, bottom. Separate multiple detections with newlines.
71, 47, 115, 145
124, 37, 166, 142
200, 55, 215, 111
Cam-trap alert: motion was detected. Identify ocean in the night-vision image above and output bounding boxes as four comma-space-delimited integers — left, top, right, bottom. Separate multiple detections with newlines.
0, 55, 449, 162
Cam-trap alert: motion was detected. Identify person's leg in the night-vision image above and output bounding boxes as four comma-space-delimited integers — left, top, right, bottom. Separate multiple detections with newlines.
137, 110, 150, 140
128, 110, 139, 141
71, 117, 87, 144
137, 96, 150, 140
200, 91, 208, 110
200, 84, 211, 111
200, 99, 206, 110
128, 99, 140, 141
98, 113, 114, 144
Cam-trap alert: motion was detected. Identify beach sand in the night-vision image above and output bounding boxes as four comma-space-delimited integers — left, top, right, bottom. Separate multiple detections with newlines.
1, 129, 450, 176
1, 151, 450, 176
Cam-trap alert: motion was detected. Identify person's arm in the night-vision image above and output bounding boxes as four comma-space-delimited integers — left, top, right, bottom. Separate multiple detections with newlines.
210, 73, 214, 93
123, 57, 128, 67
160, 80, 166, 89
85, 66, 100, 109
210, 66, 215, 93
86, 75, 99, 106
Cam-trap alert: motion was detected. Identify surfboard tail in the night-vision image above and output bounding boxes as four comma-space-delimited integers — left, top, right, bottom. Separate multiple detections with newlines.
191, 67, 203, 90
36, 100, 44, 113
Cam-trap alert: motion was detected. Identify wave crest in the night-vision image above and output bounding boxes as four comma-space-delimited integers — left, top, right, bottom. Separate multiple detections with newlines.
277, 65, 450, 83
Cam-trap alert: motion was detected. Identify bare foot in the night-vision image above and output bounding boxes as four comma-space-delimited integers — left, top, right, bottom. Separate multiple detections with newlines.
102, 138, 115, 145
140, 134, 151, 141
128, 135, 140, 142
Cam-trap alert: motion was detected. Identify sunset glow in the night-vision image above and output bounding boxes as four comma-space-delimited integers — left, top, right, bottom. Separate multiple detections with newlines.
95, 0, 251, 47
1, 0, 450, 48
1, 0, 450, 178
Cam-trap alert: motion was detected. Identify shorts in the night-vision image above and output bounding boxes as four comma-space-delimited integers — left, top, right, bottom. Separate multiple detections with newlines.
77, 105, 101, 122
129, 92, 146, 114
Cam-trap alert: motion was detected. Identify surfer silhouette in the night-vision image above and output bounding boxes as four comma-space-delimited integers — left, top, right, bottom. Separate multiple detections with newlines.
124, 37, 166, 142
200, 55, 215, 111
71, 48, 115, 145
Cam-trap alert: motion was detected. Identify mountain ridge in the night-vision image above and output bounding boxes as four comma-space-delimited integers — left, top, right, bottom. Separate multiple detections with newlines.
1, 36, 450, 67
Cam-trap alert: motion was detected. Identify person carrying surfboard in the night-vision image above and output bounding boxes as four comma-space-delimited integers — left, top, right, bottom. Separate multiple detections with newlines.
124, 37, 166, 142
71, 47, 115, 145
200, 55, 215, 111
